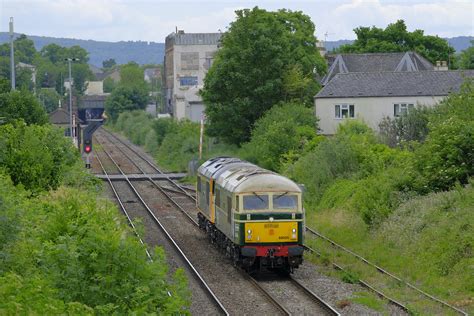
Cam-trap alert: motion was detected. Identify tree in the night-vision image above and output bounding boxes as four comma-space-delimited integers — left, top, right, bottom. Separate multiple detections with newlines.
120, 62, 146, 88
103, 77, 116, 93
102, 58, 116, 69
201, 7, 326, 145
241, 102, 318, 171
105, 85, 148, 122
456, 41, 474, 69
104, 63, 149, 121
338, 20, 455, 65
0, 90, 48, 125
37, 88, 61, 113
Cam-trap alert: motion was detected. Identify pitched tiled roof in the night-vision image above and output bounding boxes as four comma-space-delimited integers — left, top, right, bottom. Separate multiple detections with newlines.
316, 70, 474, 98
321, 52, 434, 85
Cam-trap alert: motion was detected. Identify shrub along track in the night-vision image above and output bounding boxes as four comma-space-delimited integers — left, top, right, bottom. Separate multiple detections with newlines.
94, 130, 293, 315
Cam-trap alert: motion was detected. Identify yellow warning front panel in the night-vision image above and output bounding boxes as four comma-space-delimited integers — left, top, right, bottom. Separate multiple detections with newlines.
244, 222, 298, 243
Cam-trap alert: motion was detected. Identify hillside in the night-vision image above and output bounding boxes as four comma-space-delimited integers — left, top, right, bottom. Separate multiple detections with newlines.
0, 33, 471, 67
0, 33, 165, 67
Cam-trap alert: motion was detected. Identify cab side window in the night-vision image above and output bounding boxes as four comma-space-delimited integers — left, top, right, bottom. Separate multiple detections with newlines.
206, 182, 210, 205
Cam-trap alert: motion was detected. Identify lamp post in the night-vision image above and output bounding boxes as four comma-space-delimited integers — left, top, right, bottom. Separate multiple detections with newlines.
9, 17, 15, 90
65, 58, 79, 141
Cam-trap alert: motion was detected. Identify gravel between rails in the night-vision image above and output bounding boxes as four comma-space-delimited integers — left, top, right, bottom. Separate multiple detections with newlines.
100, 180, 221, 315
254, 273, 333, 315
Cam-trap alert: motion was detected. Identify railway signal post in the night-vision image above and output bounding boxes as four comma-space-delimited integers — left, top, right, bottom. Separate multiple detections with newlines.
82, 119, 104, 169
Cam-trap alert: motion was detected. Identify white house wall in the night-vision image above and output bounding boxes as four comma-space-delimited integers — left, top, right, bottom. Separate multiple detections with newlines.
315, 95, 445, 135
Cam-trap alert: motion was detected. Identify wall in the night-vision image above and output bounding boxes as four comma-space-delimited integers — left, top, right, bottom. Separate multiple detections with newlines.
315, 95, 445, 134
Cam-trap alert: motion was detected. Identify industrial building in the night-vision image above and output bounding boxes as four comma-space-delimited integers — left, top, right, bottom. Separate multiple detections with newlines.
163, 30, 221, 122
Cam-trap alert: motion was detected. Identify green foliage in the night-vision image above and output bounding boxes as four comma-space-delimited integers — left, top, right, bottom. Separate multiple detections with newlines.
0, 90, 48, 125
378, 106, 430, 147
103, 76, 116, 93
105, 63, 149, 122
338, 20, 455, 65
105, 85, 148, 122
202, 7, 326, 145
102, 58, 116, 69
413, 116, 473, 192
37, 88, 61, 113
456, 41, 474, 69
0, 122, 77, 193
156, 120, 201, 171
241, 102, 317, 171
0, 174, 190, 314
0, 77, 10, 93
113, 110, 154, 145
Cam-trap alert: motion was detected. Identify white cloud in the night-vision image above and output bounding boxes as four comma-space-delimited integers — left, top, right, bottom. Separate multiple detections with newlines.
0, 0, 472, 42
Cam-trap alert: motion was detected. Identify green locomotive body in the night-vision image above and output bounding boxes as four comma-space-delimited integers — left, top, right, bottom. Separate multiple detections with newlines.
196, 157, 304, 272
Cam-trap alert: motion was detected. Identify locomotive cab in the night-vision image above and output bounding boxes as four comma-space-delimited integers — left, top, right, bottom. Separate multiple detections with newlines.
196, 157, 305, 273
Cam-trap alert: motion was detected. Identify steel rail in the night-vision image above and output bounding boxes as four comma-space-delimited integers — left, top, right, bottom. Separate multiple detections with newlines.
98, 130, 295, 315
304, 244, 409, 312
96, 132, 199, 226
95, 137, 230, 316
100, 128, 196, 201
245, 274, 291, 316
289, 277, 340, 316
305, 227, 468, 316
95, 149, 153, 261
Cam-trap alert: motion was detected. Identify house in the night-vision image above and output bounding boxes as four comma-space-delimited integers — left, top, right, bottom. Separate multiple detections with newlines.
315, 70, 474, 135
321, 52, 434, 86
163, 30, 221, 121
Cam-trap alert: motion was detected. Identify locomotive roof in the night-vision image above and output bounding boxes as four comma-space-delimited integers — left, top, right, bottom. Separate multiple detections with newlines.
198, 157, 301, 193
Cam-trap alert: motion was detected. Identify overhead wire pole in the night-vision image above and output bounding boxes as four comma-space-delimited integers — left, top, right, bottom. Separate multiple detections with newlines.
9, 17, 15, 90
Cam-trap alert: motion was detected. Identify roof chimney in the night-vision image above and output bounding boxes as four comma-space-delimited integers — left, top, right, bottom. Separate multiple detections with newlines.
435, 60, 448, 71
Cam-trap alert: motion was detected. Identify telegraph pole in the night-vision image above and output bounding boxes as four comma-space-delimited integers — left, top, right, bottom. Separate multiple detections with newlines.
9, 17, 15, 90
65, 58, 79, 142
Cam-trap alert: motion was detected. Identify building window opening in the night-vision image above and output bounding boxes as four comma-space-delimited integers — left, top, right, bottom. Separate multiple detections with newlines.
335, 104, 355, 118
394, 103, 414, 117
179, 76, 198, 86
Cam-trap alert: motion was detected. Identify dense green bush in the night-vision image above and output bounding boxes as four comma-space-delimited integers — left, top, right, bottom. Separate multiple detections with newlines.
0, 175, 190, 314
241, 102, 317, 171
378, 106, 430, 147
413, 116, 474, 192
0, 90, 48, 125
0, 122, 77, 193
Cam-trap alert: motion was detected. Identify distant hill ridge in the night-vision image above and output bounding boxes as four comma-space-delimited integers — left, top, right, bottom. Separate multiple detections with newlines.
0, 33, 471, 67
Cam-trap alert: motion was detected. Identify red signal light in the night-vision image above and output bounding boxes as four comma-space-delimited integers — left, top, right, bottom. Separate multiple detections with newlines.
85, 145, 91, 153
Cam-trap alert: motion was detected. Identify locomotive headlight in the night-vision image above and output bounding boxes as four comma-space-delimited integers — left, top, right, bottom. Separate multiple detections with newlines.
292, 228, 296, 233
246, 229, 252, 240
292, 228, 297, 239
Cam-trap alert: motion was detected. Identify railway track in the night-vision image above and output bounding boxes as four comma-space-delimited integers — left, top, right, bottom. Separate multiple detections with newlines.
94, 138, 228, 315
304, 227, 468, 316
95, 128, 340, 315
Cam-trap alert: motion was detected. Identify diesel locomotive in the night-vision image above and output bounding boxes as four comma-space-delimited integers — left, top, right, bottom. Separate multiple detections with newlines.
196, 157, 304, 273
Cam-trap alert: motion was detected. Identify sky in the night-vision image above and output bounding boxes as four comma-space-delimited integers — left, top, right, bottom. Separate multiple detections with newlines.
0, 0, 472, 43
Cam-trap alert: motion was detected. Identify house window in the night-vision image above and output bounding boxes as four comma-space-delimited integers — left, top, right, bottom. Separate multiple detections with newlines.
179, 76, 198, 86
394, 103, 414, 117
335, 104, 355, 119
